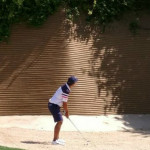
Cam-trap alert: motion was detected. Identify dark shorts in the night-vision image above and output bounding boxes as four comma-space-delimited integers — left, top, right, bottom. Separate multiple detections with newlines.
48, 102, 63, 122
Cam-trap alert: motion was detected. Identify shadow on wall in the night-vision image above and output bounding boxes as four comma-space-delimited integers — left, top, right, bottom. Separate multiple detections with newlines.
0, 10, 68, 90
69, 14, 150, 134
71, 16, 150, 114
0, 10, 72, 115
0, 39, 35, 88
90, 31, 150, 114
0, 27, 50, 89
0, 9, 150, 117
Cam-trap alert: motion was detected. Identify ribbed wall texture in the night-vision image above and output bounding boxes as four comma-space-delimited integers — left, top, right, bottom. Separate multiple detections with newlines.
0, 10, 150, 115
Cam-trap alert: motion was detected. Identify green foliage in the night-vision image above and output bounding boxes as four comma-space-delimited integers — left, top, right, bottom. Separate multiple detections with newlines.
20, 0, 60, 26
64, 0, 150, 31
0, 0, 150, 42
0, 0, 61, 42
129, 18, 140, 34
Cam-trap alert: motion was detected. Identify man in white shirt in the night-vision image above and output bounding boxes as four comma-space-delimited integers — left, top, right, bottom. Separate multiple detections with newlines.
48, 76, 78, 145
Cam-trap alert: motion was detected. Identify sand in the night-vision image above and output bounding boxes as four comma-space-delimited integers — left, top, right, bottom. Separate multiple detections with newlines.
0, 128, 150, 150
0, 115, 150, 150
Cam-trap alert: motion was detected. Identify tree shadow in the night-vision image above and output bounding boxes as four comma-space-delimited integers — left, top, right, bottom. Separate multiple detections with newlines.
123, 130, 150, 138
113, 114, 150, 137
91, 31, 150, 114
70, 14, 150, 133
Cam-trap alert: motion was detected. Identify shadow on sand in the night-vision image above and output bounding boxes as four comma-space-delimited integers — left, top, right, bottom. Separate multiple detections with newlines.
21, 141, 50, 145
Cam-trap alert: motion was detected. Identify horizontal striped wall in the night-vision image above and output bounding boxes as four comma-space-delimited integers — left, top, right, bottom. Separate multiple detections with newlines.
0, 10, 150, 115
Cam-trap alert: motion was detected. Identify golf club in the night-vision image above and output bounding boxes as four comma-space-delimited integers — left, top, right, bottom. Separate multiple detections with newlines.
63, 111, 90, 145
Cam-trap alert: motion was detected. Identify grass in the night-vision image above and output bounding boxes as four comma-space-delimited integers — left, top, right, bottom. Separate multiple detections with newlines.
0, 146, 24, 150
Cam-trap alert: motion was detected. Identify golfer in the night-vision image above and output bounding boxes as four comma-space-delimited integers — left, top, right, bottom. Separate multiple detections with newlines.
48, 76, 78, 145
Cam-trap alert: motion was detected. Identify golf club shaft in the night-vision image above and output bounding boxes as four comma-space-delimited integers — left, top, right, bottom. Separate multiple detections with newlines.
63, 110, 89, 142
68, 118, 89, 142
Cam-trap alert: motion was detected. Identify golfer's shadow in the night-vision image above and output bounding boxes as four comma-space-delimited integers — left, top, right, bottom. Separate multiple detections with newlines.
21, 141, 50, 145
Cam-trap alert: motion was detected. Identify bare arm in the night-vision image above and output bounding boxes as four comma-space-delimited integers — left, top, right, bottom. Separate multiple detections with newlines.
63, 102, 69, 118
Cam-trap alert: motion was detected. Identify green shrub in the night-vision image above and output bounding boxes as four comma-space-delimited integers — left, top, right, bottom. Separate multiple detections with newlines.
0, 0, 61, 42
0, 0, 150, 42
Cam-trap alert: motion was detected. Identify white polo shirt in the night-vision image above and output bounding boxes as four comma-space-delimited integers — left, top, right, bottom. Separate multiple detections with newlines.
49, 83, 71, 107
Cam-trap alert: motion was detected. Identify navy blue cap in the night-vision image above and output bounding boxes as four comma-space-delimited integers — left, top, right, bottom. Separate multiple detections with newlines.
67, 76, 78, 85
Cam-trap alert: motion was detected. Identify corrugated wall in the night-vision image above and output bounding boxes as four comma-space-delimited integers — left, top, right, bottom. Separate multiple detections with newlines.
0, 10, 150, 115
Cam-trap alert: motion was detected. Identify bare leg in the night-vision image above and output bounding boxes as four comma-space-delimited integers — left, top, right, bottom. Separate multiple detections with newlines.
53, 121, 63, 141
